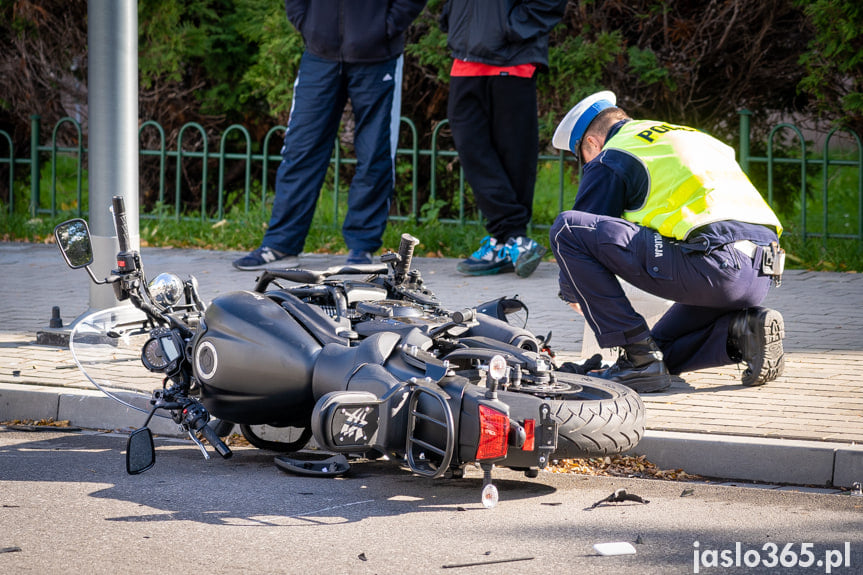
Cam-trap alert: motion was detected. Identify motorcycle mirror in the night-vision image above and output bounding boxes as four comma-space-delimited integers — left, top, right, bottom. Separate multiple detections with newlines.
126, 427, 156, 475
476, 297, 529, 329
54, 219, 94, 269
500, 298, 528, 329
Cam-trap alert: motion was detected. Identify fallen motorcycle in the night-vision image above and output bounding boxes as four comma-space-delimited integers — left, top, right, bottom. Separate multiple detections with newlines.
54, 196, 644, 505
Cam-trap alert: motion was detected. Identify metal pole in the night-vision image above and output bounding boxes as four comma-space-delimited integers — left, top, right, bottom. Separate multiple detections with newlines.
37, 0, 138, 344
87, 0, 139, 311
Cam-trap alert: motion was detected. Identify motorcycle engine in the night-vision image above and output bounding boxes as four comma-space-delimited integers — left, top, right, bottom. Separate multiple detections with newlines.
352, 299, 449, 337
356, 300, 427, 318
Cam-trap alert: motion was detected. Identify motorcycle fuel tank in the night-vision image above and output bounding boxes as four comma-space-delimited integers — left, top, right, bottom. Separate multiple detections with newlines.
194, 290, 322, 425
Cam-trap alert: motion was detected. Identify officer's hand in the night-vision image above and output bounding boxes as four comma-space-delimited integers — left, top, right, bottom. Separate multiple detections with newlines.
569, 302, 583, 315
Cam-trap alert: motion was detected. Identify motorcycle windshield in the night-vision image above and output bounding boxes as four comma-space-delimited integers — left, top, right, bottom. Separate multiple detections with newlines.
69, 305, 166, 415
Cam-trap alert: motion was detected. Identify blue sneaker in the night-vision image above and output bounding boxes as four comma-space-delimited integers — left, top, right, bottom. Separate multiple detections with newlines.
232, 246, 298, 271
506, 236, 547, 278
346, 249, 373, 265
456, 236, 514, 275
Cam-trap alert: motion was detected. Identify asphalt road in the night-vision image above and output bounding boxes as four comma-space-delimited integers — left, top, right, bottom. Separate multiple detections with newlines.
1, 429, 860, 574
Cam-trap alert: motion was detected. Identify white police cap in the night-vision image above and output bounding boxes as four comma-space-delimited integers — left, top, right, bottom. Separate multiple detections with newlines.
552, 91, 617, 154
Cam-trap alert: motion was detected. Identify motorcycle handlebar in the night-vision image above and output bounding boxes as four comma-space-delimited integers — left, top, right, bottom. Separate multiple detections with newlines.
198, 420, 232, 459
112, 196, 131, 253
394, 233, 420, 284
452, 308, 477, 324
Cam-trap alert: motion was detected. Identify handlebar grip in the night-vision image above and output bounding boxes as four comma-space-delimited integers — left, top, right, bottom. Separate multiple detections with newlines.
452, 308, 476, 324
395, 233, 420, 284
112, 195, 130, 253
199, 420, 233, 459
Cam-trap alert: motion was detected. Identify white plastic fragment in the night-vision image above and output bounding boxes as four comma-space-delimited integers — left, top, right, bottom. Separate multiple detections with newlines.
593, 542, 637, 556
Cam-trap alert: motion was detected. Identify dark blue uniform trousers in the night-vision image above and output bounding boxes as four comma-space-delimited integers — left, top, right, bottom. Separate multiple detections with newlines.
550, 211, 773, 374
262, 51, 399, 255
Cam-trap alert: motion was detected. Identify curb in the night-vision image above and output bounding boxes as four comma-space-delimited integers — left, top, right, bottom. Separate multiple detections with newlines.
0, 382, 182, 437
3, 381, 861, 489
630, 430, 863, 489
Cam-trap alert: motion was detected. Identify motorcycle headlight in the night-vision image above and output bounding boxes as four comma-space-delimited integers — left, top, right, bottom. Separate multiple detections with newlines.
149, 273, 184, 307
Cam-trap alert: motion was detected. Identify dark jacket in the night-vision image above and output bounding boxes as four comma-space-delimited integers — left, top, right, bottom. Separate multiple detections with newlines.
284, 0, 427, 63
439, 0, 566, 68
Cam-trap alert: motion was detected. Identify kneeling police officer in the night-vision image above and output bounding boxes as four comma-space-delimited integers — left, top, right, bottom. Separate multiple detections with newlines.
551, 91, 785, 393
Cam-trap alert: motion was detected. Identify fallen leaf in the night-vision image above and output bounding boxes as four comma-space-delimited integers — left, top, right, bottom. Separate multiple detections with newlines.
549, 454, 701, 482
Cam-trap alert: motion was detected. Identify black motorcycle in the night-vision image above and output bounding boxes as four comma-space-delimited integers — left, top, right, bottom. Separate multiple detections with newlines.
54, 196, 644, 506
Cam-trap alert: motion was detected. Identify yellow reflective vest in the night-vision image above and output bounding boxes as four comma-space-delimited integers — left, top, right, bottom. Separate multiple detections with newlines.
605, 120, 782, 240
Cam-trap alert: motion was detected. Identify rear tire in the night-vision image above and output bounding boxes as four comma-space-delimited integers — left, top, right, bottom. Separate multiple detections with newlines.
541, 373, 644, 459
489, 372, 645, 460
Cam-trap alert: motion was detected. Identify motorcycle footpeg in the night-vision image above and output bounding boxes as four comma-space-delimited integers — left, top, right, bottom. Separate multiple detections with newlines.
311, 391, 385, 453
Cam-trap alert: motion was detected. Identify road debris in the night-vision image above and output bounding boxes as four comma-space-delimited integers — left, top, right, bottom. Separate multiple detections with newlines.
1, 418, 80, 432
589, 488, 650, 509
442, 556, 534, 569
593, 542, 636, 556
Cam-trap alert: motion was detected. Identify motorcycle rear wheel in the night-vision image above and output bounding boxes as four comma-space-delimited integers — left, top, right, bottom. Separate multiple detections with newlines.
502, 372, 646, 460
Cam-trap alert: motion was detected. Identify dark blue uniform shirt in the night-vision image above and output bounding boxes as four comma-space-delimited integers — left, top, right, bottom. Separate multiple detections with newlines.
573, 120, 780, 252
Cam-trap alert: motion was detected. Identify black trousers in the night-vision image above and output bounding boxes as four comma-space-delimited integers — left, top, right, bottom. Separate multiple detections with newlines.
447, 75, 538, 242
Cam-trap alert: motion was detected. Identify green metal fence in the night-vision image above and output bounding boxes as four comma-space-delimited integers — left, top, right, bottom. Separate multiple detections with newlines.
738, 110, 863, 246
2, 113, 862, 245
1, 115, 573, 228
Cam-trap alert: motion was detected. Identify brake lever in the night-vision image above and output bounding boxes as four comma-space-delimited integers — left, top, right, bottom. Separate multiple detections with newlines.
186, 429, 211, 460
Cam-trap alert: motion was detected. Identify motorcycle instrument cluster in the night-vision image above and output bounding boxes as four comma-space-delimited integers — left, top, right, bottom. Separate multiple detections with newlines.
141, 327, 185, 374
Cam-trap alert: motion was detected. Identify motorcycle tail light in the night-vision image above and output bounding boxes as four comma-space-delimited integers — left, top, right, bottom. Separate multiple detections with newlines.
522, 419, 536, 452
476, 405, 509, 460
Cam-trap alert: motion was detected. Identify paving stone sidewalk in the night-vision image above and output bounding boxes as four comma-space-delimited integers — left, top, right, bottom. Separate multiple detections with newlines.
2, 241, 863, 485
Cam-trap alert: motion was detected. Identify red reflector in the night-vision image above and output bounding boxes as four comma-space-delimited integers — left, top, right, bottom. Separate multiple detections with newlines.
476, 405, 509, 460
522, 419, 536, 451
117, 260, 126, 268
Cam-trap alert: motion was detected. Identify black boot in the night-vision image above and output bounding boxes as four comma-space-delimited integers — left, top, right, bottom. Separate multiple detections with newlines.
597, 337, 671, 393
728, 307, 785, 386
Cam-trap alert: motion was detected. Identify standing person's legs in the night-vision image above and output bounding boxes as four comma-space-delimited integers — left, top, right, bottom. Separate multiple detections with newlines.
448, 76, 530, 241
341, 55, 401, 255
487, 75, 538, 240
448, 76, 511, 274
449, 76, 545, 276
262, 53, 347, 256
